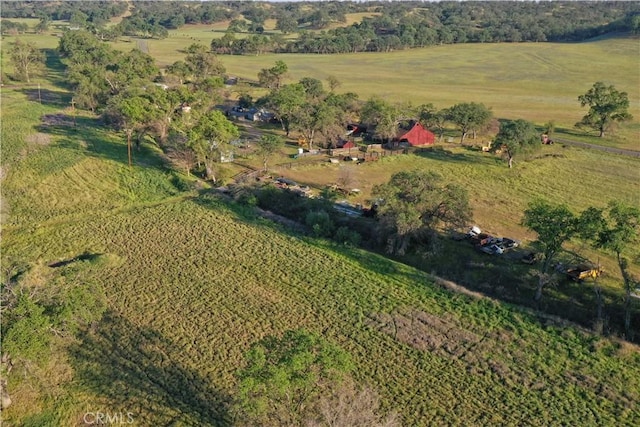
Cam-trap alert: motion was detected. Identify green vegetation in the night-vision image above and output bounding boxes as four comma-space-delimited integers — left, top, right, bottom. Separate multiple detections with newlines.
372, 170, 472, 255
234, 329, 353, 425
1, 14, 639, 427
492, 119, 540, 168
7, 38, 45, 82
577, 81, 633, 138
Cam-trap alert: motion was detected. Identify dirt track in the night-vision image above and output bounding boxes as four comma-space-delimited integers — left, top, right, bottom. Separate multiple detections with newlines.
554, 138, 640, 158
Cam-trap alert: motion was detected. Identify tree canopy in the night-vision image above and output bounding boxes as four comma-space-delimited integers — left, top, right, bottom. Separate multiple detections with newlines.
522, 200, 578, 301
576, 82, 633, 137
492, 119, 540, 168
8, 39, 45, 83
234, 329, 353, 426
446, 102, 493, 143
581, 201, 640, 337
373, 170, 472, 255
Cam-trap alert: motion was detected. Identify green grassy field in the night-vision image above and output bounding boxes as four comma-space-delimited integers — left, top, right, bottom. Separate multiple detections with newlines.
2, 87, 639, 425
2, 25, 640, 426
4, 24, 638, 148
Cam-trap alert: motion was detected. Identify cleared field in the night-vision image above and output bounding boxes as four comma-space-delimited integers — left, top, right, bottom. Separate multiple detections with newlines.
218, 38, 639, 147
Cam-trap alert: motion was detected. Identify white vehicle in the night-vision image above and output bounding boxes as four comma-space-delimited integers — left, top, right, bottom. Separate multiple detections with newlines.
480, 244, 504, 255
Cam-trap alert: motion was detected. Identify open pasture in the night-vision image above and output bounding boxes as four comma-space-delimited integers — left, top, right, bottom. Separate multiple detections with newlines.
4, 24, 639, 148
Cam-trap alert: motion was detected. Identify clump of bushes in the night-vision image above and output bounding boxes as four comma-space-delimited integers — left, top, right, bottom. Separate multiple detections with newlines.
244, 186, 363, 247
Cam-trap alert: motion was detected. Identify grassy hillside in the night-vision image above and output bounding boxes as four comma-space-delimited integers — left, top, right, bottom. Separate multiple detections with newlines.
2, 82, 640, 426
1, 26, 639, 426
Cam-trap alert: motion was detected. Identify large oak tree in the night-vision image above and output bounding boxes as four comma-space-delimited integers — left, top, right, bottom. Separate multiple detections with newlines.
577, 82, 632, 137
373, 170, 472, 255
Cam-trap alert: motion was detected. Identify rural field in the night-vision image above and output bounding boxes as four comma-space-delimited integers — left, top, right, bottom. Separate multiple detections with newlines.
10, 26, 640, 150
1, 20, 639, 427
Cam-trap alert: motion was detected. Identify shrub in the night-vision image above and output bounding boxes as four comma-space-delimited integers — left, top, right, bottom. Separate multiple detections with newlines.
334, 226, 361, 247
306, 210, 335, 238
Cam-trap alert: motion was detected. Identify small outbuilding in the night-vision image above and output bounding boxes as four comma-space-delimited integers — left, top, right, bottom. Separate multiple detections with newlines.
337, 140, 357, 149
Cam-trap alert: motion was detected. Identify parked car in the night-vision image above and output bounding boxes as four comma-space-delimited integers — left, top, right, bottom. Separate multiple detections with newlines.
521, 252, 539, 264
480, 244, 504, 255
496, 237, 519, 250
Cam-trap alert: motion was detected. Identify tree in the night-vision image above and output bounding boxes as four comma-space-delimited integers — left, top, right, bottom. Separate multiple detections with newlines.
360, 97, 401, 143
227, 19, 248, 33
234, 329, 353, 426
166, 60, 191, 84
257, 60, 288, 90
184, 43, 225, 80
263, 83, 306, 136
585, 201, 640, 338
418, 103, 447, 142
70, 10, 88, 29
491, 119, 540, 168
576, 82, 632, 137
107, 93, 154, 166
373, 170, 472, 255
187, 110, 239, 182
255, 134, 284, 171
326, 75, 341, 92
446, 102, 492, 143
104, 49, 159, 96
576, 206, 608, 326
8, 39, 45, 83
34, 16, 50, 34
276, 14, 298, 34
522, 200, 578, 302
294, 100, 341, 151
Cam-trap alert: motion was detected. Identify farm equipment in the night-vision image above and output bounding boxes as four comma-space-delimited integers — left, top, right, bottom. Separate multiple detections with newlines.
565, 265, 603, 282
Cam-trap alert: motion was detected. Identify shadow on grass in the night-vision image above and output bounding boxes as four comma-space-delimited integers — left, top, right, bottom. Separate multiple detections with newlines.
70, 311, 232, 426
48, 252, 102, 268
20, 87, 71, 108
37, 115, 169, 170
412, 146, 476, 163
42, 48, 69, 89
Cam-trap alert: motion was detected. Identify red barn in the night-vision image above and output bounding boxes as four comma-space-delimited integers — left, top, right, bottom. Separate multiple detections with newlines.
337, 140, 357, 149
396, 122, 435, 146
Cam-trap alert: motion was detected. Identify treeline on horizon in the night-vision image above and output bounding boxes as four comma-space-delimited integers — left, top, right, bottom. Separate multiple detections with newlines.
2, 1, 639, 52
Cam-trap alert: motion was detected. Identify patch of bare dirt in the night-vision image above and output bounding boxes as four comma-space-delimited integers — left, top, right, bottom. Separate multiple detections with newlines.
40, 113, 74, 127
367, 309, 545, 388
25, 132, 51, 146
367, 310, 483, 357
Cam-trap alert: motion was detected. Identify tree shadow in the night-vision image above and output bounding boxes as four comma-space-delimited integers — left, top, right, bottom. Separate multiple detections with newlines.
36, 115, 170, 170
20, 87, 71, 108
42, 48, 69, 89
412, 146, 476, 163
69, 311, 232, 426
48, 251, 102, 268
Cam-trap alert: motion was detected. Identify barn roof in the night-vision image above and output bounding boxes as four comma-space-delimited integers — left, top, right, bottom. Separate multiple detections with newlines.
396, 122, 435, 146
